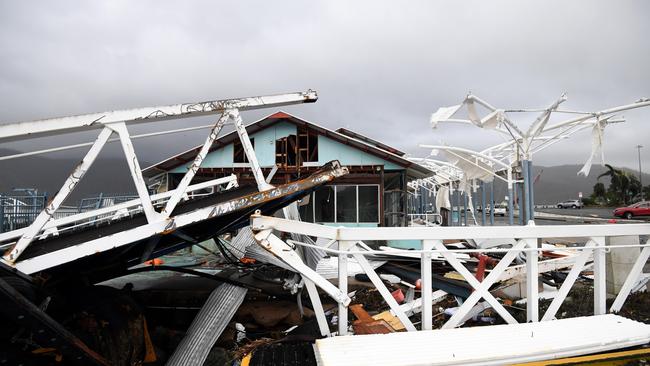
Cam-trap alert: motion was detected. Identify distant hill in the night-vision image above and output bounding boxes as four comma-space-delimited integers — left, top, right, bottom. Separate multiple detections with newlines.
0, 148, 150, 204
491, 164, 650, 205
1, 147, 646, 206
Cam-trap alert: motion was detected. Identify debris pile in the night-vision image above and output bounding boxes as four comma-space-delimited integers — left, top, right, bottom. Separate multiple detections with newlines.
2, 226, 649, 365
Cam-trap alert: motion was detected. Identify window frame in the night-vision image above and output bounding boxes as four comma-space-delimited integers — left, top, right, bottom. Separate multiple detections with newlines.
306, 184, 380, 224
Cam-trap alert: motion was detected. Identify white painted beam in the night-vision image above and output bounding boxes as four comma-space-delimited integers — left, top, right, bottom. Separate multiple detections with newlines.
0, 90, 318, 143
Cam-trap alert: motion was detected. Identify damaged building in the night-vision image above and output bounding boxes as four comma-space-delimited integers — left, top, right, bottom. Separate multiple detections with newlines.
2, 91, 649, 366
143, 111, 431, 228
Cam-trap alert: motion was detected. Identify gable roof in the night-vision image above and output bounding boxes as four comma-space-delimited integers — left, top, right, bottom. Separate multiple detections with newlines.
143, 111, 432, 179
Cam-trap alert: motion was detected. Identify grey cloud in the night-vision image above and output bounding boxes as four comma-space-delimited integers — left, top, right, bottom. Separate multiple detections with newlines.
0, 0, 648, 173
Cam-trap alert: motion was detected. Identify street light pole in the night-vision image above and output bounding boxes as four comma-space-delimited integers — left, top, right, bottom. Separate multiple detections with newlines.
637, 144, 643, 198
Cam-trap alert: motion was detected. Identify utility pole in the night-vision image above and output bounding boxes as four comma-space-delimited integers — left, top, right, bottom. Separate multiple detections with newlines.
637, 144, 643, 198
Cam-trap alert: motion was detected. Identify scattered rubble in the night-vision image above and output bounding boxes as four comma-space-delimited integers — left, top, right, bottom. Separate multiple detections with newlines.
2, 225, 649, 365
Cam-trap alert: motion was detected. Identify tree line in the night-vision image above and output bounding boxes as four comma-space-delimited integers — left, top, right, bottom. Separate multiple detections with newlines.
588, 164, 649, 206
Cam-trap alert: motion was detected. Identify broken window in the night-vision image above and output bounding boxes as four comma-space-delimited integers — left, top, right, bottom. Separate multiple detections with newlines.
298, 127, 318, 163
233, 138, 254, 163
275, 135, 297, 166
275, 128, 318, 167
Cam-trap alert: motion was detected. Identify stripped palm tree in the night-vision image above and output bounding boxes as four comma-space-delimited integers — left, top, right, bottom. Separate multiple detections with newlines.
597, 164, 636, 205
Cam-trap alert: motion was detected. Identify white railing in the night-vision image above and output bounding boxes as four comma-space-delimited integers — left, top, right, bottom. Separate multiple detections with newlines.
250, 213, 650, 337
0, 175, 238, 248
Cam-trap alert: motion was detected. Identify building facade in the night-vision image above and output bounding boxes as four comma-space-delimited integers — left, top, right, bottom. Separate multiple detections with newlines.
143, 112, 431, 227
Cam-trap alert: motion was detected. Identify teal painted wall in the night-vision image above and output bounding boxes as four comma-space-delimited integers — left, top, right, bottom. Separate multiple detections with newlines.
170, 121, 297, 172
170, 121, 403, 173
317, 136, 402, 170
386, 239, 422, 249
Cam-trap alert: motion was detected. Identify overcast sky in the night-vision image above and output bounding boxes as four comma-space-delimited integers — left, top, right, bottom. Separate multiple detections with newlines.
1, 1, 649, 174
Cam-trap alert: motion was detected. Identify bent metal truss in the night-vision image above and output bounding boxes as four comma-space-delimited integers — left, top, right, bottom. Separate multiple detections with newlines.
0, 90, 324, 273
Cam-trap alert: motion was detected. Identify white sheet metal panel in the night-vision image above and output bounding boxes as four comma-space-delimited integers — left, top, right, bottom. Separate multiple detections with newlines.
315, 256, 385, 279
314, 314, 650, 366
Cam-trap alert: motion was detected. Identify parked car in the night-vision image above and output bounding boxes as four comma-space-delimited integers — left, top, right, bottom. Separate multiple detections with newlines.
556, 199, 583, 209
613, 201, 650, 219
485, 204, 507, 216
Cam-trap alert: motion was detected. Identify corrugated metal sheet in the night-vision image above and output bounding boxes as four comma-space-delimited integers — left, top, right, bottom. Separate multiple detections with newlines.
167, 283, 247, 366
230, 226, 257, 259
314, 314, 650, 366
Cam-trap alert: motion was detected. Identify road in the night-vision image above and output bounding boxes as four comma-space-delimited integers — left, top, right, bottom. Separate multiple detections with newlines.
538, 207, 615, 219
537, 207, 650, 222
468, 207, 650, 226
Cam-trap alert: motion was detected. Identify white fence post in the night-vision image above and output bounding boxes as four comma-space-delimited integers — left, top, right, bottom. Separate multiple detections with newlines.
421, 240, 436, 330
592, 236, 607, 315
338, 240, 352, 335
525, 237, 539, 322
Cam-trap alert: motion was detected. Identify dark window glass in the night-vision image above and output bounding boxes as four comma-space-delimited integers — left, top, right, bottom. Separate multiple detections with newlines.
336, 186, 357, 223
358, 186, 379, 223
314, 186, 335, 222
298, 193, 314, 222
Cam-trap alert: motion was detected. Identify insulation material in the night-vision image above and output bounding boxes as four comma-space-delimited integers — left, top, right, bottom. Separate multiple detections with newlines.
480, 109, 504, 130
466, 100, 503, 130
465, 189, 478, 226
443, 149, 495, 183
466, 100, 482, 125
435, 185, 451, 212
441, 149, 497, 193
430, 104, 462, 129
578, 120, 606, 177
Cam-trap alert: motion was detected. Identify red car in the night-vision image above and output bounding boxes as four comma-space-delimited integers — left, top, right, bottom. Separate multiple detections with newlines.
613, 201, 650, 219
